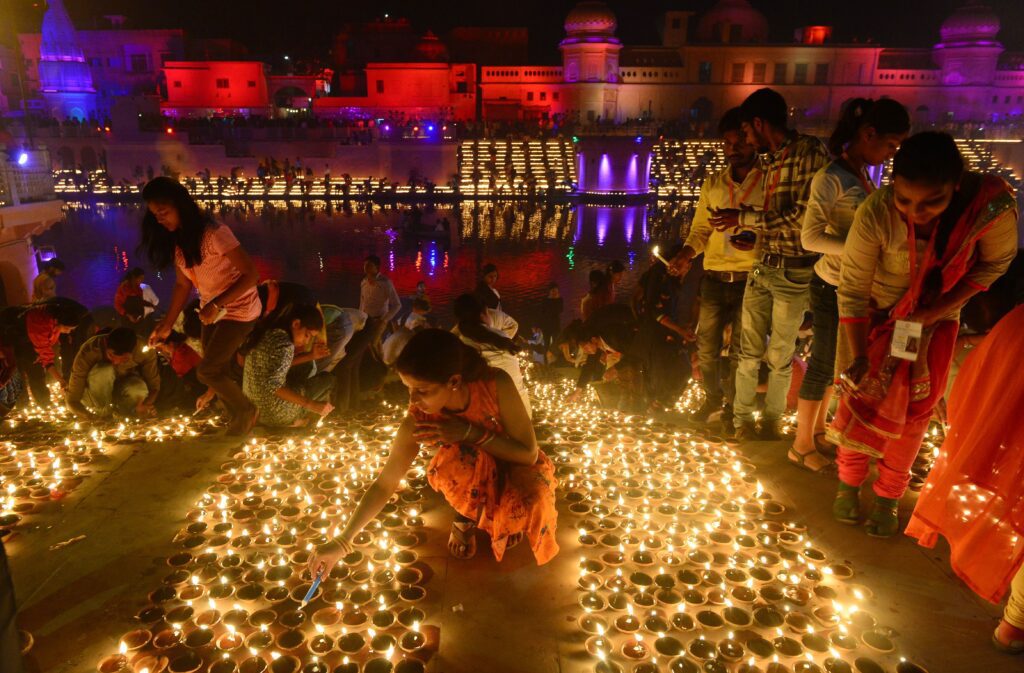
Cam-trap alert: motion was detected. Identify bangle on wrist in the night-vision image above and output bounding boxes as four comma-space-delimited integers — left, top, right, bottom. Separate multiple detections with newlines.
460, 423, 473, 442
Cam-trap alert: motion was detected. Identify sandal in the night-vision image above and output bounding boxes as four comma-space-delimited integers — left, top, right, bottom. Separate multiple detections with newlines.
813, 432, 836, 456
448, 515, 477, 559
865, 496, 900, 538
506, 532, 523, 550
833, 483, 861, 524
788, 447, 837, 475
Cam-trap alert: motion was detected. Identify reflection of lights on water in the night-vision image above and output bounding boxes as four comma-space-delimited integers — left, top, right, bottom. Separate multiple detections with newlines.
566, 246, 576, 270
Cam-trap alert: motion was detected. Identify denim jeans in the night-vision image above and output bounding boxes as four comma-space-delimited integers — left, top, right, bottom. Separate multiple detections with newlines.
695, 276, 746, 407
799, 273, 839, 401
733, 263, 812, 427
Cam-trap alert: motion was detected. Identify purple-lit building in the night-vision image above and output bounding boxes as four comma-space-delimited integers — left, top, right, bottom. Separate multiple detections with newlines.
15, 4, 184, 119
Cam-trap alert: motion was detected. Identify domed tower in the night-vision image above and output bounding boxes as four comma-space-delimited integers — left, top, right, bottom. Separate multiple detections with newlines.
38, 0, 97, 119
932, 2, 1003, 86
695, 0, 768, 44
560, 1, 622, 122
414, 31, 449, 62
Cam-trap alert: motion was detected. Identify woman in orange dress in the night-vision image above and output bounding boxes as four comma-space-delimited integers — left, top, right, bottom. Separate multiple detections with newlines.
905, 303, 1024, 652
309, 329, 559, 571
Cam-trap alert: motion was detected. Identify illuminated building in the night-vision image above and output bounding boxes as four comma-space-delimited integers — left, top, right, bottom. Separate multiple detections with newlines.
162, 61, 273, 118
16, 7, 184, 119
477, 0, 1024, 126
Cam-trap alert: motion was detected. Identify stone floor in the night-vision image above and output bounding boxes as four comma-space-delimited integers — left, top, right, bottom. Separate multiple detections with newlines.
7, 415, 1017, 673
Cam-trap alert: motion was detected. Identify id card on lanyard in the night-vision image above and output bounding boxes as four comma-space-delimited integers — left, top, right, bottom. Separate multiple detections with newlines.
891, 212, 938, 362
890, 320, 922, 361
762, 145, 793, 211
727, 168, 761, 209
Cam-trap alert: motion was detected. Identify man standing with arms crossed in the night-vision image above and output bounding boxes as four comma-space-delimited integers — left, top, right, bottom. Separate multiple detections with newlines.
711, 89, 828, 441
679, 108, 763, 432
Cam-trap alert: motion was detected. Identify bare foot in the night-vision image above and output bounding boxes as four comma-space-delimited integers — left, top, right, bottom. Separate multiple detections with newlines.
448, 517, 477, 559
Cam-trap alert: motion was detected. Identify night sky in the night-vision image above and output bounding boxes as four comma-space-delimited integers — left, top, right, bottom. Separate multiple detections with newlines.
6, 0, 1024, 64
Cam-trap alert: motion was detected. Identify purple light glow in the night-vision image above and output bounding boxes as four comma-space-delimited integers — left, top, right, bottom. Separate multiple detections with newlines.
625, 154, 639, 193
623, 207, 635, 244
596, 207, 610, 246
17, 152, 28, 166
598, 154, 613, 192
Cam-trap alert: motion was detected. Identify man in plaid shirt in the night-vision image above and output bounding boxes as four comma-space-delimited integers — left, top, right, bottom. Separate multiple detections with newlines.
709, 88, 829, 440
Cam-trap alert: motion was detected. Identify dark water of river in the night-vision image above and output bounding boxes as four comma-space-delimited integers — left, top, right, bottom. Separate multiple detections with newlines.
35, 200, 695, 330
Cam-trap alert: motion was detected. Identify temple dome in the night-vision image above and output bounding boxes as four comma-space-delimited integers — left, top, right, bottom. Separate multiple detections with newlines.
413, 31, 449, 62
939, 3, 1000, 43
695, 0, 769, 43
564, 1, 617, 37
38, 0, 95, 94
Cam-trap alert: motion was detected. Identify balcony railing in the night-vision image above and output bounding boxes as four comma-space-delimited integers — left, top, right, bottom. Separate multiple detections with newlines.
0, 150, 57, 206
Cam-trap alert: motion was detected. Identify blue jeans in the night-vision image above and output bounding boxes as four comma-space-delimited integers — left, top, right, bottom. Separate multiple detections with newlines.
695, 276, 746, 407
733, 264, 812, 427
799, 273, 839, 401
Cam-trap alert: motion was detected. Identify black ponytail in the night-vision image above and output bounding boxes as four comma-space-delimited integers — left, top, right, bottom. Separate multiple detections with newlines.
240, 302, 322, 355
828, 98, 910, 157
396, 328, 492, 383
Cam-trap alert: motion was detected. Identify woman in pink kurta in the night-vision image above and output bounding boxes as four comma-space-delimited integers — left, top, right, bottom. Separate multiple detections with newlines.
141, 177, 261, 435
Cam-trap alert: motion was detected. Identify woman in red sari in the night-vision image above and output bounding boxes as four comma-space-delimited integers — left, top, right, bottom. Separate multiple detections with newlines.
309, 329, 559, 572
830, 132, 1017, 537
905, 303, 1024, 652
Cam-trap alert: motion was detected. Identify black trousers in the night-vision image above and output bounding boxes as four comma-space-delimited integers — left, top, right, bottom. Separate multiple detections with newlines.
333, 326, 374, 412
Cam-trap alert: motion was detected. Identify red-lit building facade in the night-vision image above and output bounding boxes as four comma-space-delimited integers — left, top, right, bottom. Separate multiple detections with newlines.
162, 61, 273, 117
9, 0, 1023, 129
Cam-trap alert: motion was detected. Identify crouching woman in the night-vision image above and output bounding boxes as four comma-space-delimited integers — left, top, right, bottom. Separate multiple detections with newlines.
309, 329, 559, 572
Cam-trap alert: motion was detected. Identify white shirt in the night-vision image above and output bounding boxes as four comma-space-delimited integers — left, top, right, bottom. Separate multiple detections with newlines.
141, 283, 159, 317
359, 273, 401, 321
801, 161, 873, 286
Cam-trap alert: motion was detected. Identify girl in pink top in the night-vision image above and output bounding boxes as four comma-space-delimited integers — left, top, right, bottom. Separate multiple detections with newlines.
142, 177, 261, 435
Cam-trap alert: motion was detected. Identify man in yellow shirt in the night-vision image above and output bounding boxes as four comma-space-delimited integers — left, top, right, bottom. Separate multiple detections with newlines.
679, 108, 763, 428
